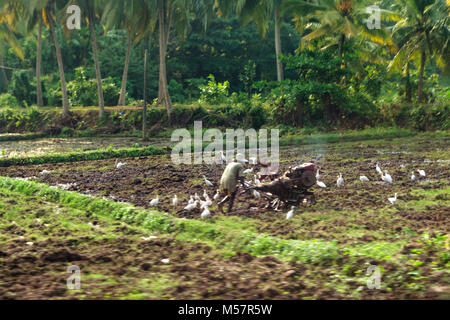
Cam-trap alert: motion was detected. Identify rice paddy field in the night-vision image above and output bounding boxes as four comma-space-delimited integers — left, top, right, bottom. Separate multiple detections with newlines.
0, 133, 448, 300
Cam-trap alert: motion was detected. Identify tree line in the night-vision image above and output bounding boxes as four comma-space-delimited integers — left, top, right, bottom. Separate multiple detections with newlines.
0, 0, 448, 122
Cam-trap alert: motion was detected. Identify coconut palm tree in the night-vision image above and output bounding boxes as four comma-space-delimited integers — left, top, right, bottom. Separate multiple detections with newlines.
67, 0, 105, 117
102, 0, 156, 106
43, 0, 70, 116
388, 0, 449, 103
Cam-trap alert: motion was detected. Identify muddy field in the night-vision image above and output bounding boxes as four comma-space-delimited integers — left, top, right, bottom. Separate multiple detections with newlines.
0, 134, 449, 299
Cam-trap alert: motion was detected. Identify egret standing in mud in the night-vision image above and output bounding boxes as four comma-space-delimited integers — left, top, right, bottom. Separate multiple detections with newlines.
203, 175, 214, 188
201, 206, 211, 218
184, 201, 198, 211
360, 175, 370, 182
411, 171, 416, 182
376, 163, 382, 175
418, 169, 426, 178
150, 196, 159, 207
286, 206, 295, 220
382, 171, 393, 184
337, 173, 344, 187
172, 195, 178, 207
217, 162, 247, 213
388, 193, 398, 205
317, 181, 327, 188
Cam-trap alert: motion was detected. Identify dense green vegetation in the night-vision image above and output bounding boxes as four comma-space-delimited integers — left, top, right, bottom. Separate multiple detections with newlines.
0, 0, 448, 134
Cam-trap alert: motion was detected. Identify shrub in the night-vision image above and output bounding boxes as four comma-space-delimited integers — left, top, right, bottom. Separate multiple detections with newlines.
0, 93, 20, 108
199, 74, 229, 104
7, 70, 35, 107
66, 67, 120, 106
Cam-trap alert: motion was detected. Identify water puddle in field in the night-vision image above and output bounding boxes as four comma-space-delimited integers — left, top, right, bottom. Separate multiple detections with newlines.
0, 136, 172, 158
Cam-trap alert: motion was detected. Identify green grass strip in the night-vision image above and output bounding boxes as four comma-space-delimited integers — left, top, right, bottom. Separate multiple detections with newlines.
0, 176, 341, 264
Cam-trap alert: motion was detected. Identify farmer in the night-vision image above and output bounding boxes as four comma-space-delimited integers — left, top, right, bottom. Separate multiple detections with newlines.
217, 161, 247, 213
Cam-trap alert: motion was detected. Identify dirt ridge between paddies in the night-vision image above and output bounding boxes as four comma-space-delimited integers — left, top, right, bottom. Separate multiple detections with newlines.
1, 128, 440, 168
0, 176, 344, 265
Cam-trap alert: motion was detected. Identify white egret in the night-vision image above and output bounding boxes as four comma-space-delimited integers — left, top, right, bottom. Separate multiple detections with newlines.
388, 193, 398, 205
254, 175, 261, 185
253, 190, 261, 199
418, 169, 426, 177
149, 196, 159, 207
40, 170, 50, 175
116, 162, 126, 169
243, 168, 254, 175
184, 201, 198, 211
188, 196, 195, 204
316, 169, 320, 180
337, 173, 344, 187
161, 259, 170, 264
316, 181, 327, 188
194, 193, 201, 201
213, 191, 220, 201
382, 171, 393, 184
411, 172, 416, 182
376, 163, 382, 174
286, 206, 295, 220
203, 175, 214, 187
172, 195, 178, 206
201, 207, 211, 218
360, 176, 370, 182
219, 151, 227, 164
203, 189, 209, 200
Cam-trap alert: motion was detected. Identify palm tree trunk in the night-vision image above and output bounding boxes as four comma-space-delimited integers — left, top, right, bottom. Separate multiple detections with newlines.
417, 50, 425, 103
405, 62, 411, 103
0, 55, 8, 91
36, 16, 44, 107
88, 9, 105, 118
47, 11, 69, 116
274, 7, 284, 81
158, 3, 173, 121
118, 31, 133, 106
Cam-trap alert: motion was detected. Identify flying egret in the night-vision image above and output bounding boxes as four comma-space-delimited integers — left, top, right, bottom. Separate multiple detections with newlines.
149, 196, 159, 207
388, 193, 398, 205
184, 201, 198, 211
360, 175, 370, 182
172, 195, 178, 206
376, 163, 382, 175
201, 207, 211, 218
418, 169, 426, 177
203, 175, 214, 187
411, 171, 416, 182
317, 181, 327, 188
382, 171, 393, 184
337, 173, 344, 187
286, 206, 295, 220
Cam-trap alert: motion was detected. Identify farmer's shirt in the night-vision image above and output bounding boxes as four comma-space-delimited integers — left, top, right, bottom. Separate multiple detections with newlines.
219, 162, 244, 193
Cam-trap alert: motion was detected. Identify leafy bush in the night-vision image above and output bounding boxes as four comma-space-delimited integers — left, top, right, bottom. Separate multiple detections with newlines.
0, 93, 21, 108
168, 79, 186, 103
7, 70, 35, 107
66, 67, 120, 106
199, 74, 229, 104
